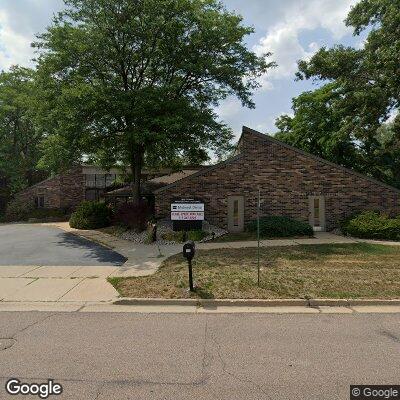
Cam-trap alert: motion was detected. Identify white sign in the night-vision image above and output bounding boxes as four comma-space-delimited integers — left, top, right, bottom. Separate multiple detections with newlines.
171, 211, 205, 221
171, 203, 205, 212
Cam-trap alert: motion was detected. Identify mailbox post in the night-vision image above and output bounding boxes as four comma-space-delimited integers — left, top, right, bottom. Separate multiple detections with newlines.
183, 241, 196, 292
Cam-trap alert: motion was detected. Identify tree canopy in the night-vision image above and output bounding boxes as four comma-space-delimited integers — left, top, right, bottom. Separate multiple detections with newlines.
276, 0, 400, 188
34, 0, 273, 201
0, 66, 44, 194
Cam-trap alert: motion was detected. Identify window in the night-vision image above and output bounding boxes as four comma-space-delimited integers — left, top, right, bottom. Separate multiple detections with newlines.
233, 200, 239, 227
35, 196, 45, 209
96, 174, 106, 188
85, 174, 96, 188
105, 174, 116, 188
313, 198, 320, 227
85, 174, 116, 188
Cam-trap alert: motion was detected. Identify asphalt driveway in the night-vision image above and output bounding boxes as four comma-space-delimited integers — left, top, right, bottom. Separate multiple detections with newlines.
0, 224, 127, 266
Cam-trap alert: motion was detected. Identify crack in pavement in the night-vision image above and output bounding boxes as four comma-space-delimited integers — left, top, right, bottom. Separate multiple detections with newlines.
11, 313, 57, 339
92, 382, 104, 400
380, 329, 400, 344
208, 331, 272, 399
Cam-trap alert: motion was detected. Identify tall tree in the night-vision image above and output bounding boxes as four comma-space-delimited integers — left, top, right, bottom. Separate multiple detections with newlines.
275, 83, 359, 169
277, 0, 400, 188
0, 66, 43, 195
34, 0, 272, 202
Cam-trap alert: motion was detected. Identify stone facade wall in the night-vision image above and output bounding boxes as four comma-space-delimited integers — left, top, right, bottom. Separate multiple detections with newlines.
13, 166, 85, 211
155, 129, 400, 231
60, 167, 86, 210
15, 175, 62, 209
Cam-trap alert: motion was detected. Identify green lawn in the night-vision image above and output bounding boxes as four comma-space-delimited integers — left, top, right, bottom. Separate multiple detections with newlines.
109, 243, 400, 300
212, 231, 313, 242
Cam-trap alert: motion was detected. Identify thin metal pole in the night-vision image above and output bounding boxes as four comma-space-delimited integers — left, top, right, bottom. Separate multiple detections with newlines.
188, 259, 194, 292
257, 188, 261, 287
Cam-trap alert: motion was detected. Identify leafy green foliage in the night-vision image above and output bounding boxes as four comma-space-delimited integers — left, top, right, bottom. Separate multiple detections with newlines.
277, 0, 400, 188
187, 230, 208, 242
341, 211, 400, 240
162, 229, 207, 243
275, 83, 358, 169
69, 201, 112, 229
0, 67, 45, 194
247, 216, 313, 238
4, 198, 35, 222
34, 0, 273, 201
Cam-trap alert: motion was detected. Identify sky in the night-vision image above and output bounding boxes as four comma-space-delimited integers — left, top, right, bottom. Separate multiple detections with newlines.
0, 0, 362, 140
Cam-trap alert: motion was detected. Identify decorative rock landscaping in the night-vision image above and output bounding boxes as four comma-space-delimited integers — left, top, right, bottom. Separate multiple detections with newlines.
118, 219, 227, 245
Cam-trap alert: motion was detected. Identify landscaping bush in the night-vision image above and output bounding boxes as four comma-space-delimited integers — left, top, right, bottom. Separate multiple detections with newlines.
69, 201, 112, 230
341, 211, 400, 240
4, 198, 35, 222
187, 230, 208, 242
246, 216, 313, 238
113, 202, 152, 232
161, 230, 208, 243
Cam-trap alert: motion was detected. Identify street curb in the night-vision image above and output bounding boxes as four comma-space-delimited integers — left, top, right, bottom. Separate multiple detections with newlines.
113, 298, 400, 308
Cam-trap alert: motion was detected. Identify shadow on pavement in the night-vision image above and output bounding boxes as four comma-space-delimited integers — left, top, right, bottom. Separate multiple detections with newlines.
55, 232, 127, 266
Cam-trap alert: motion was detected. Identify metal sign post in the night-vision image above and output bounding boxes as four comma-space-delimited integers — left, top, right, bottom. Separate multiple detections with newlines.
183, 241, 196, 292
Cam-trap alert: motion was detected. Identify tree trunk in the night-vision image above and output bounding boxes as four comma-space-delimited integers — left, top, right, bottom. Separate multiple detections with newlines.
130, 148, 143, 204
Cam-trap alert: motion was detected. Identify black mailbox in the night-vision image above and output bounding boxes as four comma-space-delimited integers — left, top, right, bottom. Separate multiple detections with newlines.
183, 241, 196, 291
183, 241, 196, 261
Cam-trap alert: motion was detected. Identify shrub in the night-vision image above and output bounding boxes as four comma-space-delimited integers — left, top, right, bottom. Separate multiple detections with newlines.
247, 216, 313, 238
113, 202, 152, 232
187, 230, 208, 242
161, 230, 208, 243
69, 201, 112, 230
341, 211, 400, 240
162, 230, 186, 243
4, 198, 35, 222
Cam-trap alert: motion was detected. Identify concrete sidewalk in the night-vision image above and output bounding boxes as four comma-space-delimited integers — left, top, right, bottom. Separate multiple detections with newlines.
0, 268, 119, 303
47, 222, 182, 277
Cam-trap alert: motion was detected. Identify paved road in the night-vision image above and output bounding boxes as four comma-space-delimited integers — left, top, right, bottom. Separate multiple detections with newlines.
0, 224, 126, 266
0, 312, 399, 399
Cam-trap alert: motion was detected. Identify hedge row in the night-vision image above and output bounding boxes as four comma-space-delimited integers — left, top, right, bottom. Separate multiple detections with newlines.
341, 211, 400, 240
247, 216, 314, 238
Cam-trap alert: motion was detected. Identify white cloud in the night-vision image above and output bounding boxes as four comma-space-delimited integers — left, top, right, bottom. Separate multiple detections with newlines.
254, 0, 358, 86
0, 0, 63, 70
0, 10, 35, 70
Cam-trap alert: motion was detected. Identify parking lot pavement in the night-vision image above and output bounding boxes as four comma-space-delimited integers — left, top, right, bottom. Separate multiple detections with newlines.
0, 224, 126, 266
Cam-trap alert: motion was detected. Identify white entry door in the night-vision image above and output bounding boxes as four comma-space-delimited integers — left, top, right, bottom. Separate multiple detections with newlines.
309, 196, 326, 231
227, 196, 244, 233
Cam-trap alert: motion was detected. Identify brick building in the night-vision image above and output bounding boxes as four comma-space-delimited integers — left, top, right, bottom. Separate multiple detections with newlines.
155, 127, 400, 232
11, 165, 200, 212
